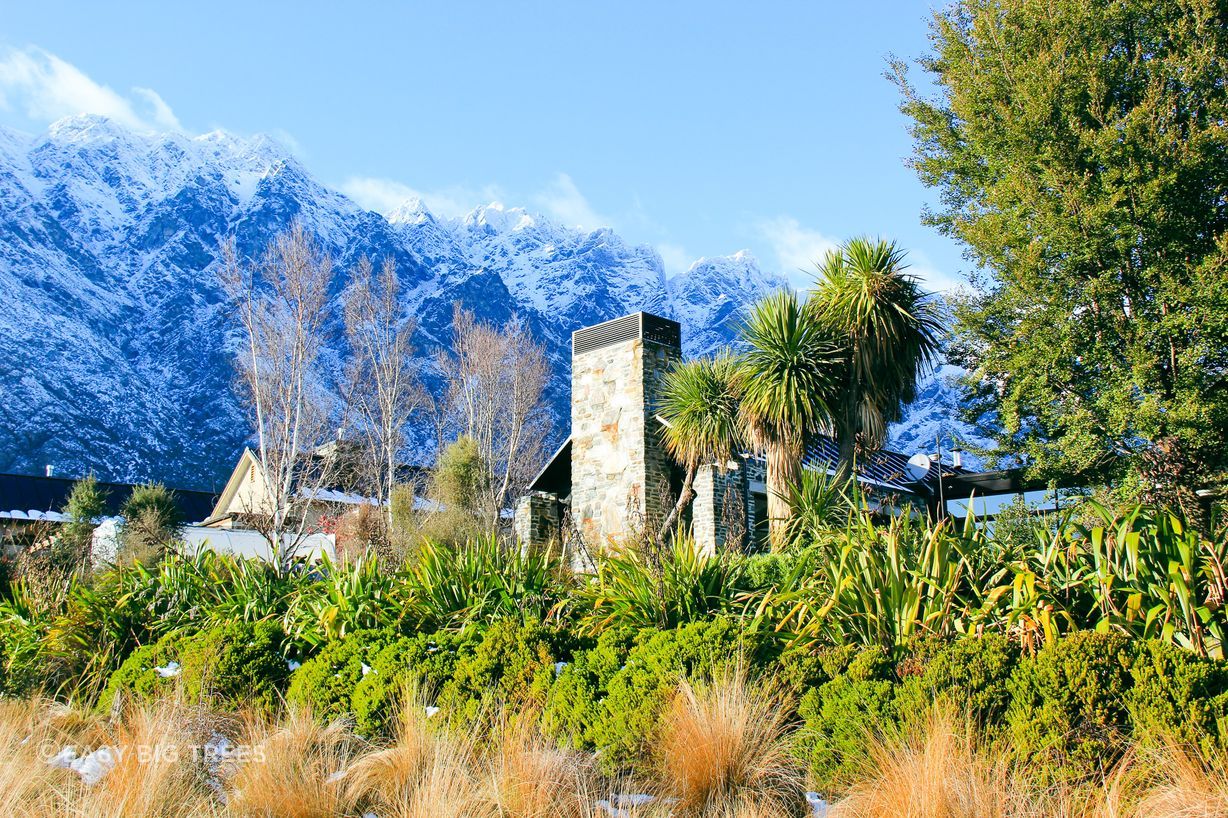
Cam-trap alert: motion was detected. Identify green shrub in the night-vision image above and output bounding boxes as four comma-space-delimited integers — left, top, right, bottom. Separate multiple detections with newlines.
285, 629, 400, 721
1006, 630, 1135, 779
1128, 639, 1228, 755
895, 634, 1019, 727
589, 616, 766, 772
574, 539, 747, 634
97, 636, 183, 713
176, 620, 289, 716
403, 537, 570, 632
435, 619, 563, 726
0, 588, 47, 697
775, 641, 839, 695
542, 626, 638, 748
796, 646, 900, 790
351, 630, 477, 737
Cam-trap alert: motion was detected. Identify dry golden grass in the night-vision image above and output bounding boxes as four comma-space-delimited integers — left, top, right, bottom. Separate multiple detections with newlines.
226, 707, 357, 818
68, 699, 218, 818
828, 706, 1127, 818
1126, 742, 1228, 818
0, 697, 67, 817
480, 713, 596, 818
654, 670, 803, 818
339, 688, 481, 817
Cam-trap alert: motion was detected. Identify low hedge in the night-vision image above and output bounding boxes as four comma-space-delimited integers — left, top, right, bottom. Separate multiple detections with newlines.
286, 629, 401, 721
584, 616, 771, 772
435, 619, 567, 726
90, 612, 1228, 789
98, 638, 181, 713
351, 630, 476, 737
176, 620, 290, 716
99, 621, 289, 715
795, 632, 1228, 791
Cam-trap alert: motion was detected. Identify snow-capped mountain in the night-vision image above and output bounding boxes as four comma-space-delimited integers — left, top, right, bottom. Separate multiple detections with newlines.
0, 115, 981, 490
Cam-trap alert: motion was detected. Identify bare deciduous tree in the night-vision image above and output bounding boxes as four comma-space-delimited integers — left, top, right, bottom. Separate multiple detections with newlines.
218, 224, 338, 573
438, 305, 552, 529
342, 256, 424, 544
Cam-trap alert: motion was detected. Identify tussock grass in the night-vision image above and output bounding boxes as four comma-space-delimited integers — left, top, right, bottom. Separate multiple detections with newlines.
340, 685, 480, 817
1127, 741, 1228, 818
481, 712, 596, 818
8, 689, 1228, 818
829, 706, 1127, 818
71, 699, 215, 818
227, 707, 358, 818
654, 670, 803, 817
0, 697, 66, 817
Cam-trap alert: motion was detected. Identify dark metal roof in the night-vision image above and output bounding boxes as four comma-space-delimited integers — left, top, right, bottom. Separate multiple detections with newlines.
572, 312, 681, 356
0, 473, 218, 524
800, 435, 970, 494
939, 468, 1053, 500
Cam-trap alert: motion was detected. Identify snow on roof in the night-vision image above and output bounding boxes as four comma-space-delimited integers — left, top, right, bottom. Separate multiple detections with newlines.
0, 509, 69, 522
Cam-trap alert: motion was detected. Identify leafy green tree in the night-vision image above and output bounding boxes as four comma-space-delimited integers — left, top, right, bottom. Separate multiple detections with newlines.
118, 482, 184, 565
430, 435, 486, 513
810, 237, 943, 475
655, 353, 743, 545
737, 291, 841, 549
893, 0, 1228, 513
49, 475, 108, 579
61, 475, 108, 560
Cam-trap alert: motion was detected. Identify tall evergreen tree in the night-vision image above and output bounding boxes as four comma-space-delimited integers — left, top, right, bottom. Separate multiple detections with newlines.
656, 354, 743, 546
894, 0, 1228, 513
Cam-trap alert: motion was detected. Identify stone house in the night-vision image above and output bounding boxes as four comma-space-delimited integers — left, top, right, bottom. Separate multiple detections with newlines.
514, 311, 973, 557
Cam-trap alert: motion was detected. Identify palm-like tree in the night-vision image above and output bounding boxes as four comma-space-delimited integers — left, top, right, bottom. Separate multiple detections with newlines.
656, 353, 743, 546
736, 291, 842, 549
810, 237, 944, 475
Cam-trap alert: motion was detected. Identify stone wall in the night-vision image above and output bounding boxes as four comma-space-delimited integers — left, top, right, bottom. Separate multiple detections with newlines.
514, 491, 560, 549
692, 455, 768, 554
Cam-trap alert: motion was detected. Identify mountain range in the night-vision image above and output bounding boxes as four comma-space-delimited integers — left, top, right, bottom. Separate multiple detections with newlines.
0, 115, 982, 491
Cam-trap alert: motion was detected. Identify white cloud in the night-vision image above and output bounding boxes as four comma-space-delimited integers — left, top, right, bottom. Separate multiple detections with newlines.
902, 248, 971, 295
0, 46, 181, 132
340, 176, 505, 219
757, 216, 970, 295
531, 172, 612, 231
655, 242, 694, 277
756, 216, 839, 288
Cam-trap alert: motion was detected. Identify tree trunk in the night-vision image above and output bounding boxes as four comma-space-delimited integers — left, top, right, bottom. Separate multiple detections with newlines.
656, 462, 697, 548
767, 440, 801, 551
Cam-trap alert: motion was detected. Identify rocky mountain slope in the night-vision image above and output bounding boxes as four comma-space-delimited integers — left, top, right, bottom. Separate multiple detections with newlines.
0, 115, 980, 491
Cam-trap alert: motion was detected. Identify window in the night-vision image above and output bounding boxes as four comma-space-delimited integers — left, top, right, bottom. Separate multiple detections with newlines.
751, 491, 769, 553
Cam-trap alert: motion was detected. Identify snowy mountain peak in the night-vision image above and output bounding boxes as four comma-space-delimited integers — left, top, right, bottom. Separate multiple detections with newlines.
386, 196, 433, 225
462, 201, 537, 234
0, 116, 986, 488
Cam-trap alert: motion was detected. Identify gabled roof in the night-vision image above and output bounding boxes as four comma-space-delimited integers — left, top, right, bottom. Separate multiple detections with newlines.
207, 447, 262, 523
528, 438, 572, 496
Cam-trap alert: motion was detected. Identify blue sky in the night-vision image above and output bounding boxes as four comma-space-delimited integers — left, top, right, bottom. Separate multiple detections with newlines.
0, 1, 966, 291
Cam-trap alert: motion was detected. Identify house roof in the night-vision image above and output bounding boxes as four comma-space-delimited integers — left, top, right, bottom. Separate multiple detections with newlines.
526, 433, 969, 500
800, 435, 971, 494
0, 473, 218, 525
528, 438, 572, 496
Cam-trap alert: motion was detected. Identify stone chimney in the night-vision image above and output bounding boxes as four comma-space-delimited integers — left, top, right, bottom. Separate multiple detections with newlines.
570, 312, 681, 550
